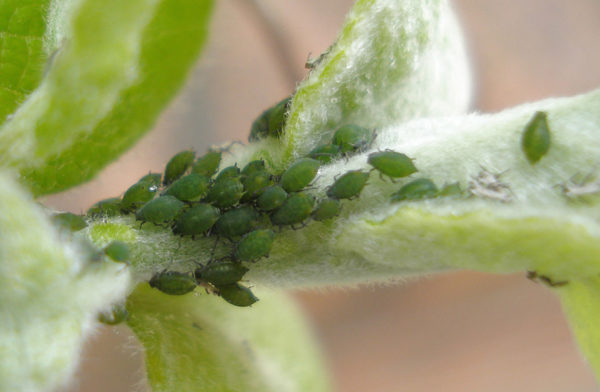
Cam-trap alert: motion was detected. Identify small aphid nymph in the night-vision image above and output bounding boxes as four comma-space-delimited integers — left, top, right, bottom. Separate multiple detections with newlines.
391, 178, 438, 202
135, 195, 185, 225
280, 158, 320, 193
368, 150, 417, 180
327, 170, 370, 200
149, 270, 197, 295
164, 150, 195, 185
521, 111, 551, 165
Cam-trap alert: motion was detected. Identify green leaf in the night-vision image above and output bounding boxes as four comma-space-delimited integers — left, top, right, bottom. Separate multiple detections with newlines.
0, 169, 131, 391
277, 0, 471, 164
0, 0, 49, 125
126, 284, 331, 392
0, 0, 214, 196
558, 277, 600, 383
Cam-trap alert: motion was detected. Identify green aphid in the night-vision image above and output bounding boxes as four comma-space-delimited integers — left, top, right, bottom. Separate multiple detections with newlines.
121, 181, 158, 213
257, 185, 288, 211
215, 165, 241, 181
391, 178, 439, 202
163, 173, 210, 202
172, 203, 220, 237
241, 160, 266, 176
280, 158, 320, 193
217, 283, 259, 307
135, 195, 185, 225
149, 271, 196, 296
521, 111, 551, 165
195, 262, 249, 286
332, 124, 373, 153
163, 150, 195, 185
271, 192, 315, 227
327, 170, 370, 200
234, 229, 276, 262
98, 303, 129, 325
241, 171, 273, 201
214, 206, 259, 239
439, 182, 463, 197
87, 197, 121, 217
192, 150, 222, 178
368, 150, 417, 180
138, 172, 162, 187
205, 177, 244, 209
248, 96, 292, 142
312, 198, 342, 221
103, 241, 130, 263
52, 212, 87, 232
309, 144, 341, 164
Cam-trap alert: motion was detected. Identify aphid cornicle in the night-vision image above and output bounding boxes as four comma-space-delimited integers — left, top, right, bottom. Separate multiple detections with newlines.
332, 124, 373, 153
521, 111, 551, 165
52, 212, 88, 232
368, 151, 417, 180
97, 303, 129, 325
234, 229, 276, 262
194, 262, 249, 286
309, 144, 341, 164
163, 173, 210, 202
214, 206, 259, 239
270, 192, 315, 227
103, 241, 130, 263
205, 177, 244, 209
87, 197, 122, 217
241, 160, 266, 176
241, 171, 273, 201
326, 170, 370, 200
215, 165, 241, 181
192, 150, 222, 178
163, 150, 195, 185
256, 185, 288, 211
172, 203, 220, 237
149, 271, 197, 295
280, 158, 320, 193
135, 195, 185, 225
391, 178, 439, 201
121, 181, 158, 213
248, 96, 292, 141
216, 283, 259, 307
312, 198, 342, 221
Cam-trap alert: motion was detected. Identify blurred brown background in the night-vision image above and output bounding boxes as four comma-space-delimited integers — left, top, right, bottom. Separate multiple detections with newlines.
47, 0, 600, 391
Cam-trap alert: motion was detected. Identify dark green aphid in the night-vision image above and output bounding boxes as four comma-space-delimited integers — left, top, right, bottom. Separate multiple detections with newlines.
391, 178, 439, 202
103, 241, 130, 263
248, 96, 292, 141
271, 192, 315, 226
52, 212, 87, 232
241, 160, 266, 176
439, 182, 463, 197
234, 229, 276, 262
241, 171, 273, 201
149, 271, 196, 295
327, 170, 370, 200
215, 165, 241, 181
205, 177, 244, 209
192, 150, 222, 178
135, 195, 185, 225
332, 124, 373, 153
87, 197, 121, 217
257, 185, 288, 211
214, 206, 259, 239
195, 262, 249, 286
521, 111, 551, 164
121, 181, 158, 213
172, 203, 220, 237
368, 151, 417, 180
309, 144, 341, 164
217, 283, 259, 307
312, 198, 342, 221
98, 303, 128, 325
163, 173, 210, 202
163, 150, 195, 185
138, 172, 162, 187
280, 158, 320, 193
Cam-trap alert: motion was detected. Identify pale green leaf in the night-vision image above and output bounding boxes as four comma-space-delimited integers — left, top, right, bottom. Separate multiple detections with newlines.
0, 170, 131, 392
0, 0, 214, 196
126, 284, 331, 392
